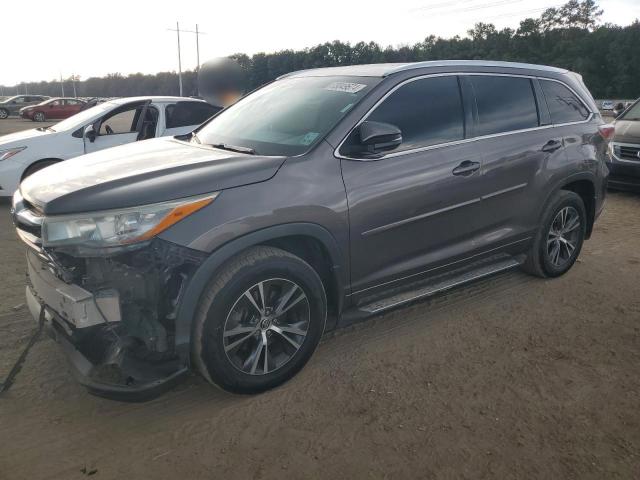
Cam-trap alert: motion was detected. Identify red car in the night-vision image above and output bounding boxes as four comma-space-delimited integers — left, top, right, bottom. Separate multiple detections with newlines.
20, 97, 86, 122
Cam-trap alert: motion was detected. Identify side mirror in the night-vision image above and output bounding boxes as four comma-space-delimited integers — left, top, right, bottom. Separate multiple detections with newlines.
84, 124, 96, 143
355, 121, 402, 157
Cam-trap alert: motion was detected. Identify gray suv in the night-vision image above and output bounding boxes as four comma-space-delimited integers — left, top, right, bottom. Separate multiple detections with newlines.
0, 95, 49, 118
13, 61, 609, 400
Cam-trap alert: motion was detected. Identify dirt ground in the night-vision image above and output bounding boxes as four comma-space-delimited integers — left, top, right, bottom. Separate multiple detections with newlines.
0, 118, 639, 479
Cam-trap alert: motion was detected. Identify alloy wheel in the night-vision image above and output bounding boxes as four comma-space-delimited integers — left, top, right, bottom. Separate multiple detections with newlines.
0, 109, 8, 119
547, 206, 581, 267
223, 278, 310, 375
34, 112, 45, 122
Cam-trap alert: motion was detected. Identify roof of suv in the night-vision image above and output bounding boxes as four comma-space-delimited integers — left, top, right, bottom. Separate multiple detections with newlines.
281, 60, 569, 79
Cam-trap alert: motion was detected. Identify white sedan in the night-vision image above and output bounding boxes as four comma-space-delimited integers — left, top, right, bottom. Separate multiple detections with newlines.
0, 96, 218, 198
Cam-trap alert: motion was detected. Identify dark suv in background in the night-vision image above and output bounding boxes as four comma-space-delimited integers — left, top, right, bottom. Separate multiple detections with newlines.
13, 60, 610, 400
0, 95, 49, 118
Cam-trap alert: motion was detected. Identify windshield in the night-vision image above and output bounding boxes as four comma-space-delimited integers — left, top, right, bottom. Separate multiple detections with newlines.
620, 100, 640, 121
49, 102, 114, 132
196, 76, 379, 156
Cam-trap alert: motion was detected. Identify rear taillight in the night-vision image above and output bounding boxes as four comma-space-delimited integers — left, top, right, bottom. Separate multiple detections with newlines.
598, 124, 615, 141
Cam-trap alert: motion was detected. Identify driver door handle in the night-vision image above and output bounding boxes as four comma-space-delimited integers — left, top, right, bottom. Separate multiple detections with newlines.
452, 160, 481, 176
541, 139, 562, 153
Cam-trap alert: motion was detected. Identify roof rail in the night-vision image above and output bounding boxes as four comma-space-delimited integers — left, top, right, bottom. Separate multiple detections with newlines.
384, 60, 569, 76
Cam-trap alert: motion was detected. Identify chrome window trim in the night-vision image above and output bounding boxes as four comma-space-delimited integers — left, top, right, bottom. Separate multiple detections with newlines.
334, 72, 593, 161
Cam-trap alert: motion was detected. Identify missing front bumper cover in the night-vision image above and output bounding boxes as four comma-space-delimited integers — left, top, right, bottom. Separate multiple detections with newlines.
24, 239, 207, 401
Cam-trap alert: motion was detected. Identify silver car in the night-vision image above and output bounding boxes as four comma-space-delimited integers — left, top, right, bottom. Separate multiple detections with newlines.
0, 95, 49, 119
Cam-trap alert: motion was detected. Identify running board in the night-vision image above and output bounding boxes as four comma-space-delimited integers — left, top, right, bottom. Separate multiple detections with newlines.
359, 257, 521, 314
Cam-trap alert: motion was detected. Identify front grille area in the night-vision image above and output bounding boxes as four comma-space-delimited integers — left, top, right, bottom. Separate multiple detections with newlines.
613, 143, 640, 162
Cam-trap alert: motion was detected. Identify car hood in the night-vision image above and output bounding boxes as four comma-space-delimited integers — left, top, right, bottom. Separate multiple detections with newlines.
613, 120, 640, 144
0, 127, 53, 148
20, 137, 287, 215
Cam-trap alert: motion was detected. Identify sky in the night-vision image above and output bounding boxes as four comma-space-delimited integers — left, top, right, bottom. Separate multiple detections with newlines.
1, 0, 638, 87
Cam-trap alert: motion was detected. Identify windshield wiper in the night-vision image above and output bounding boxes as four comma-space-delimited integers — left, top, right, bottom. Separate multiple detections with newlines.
210, 143, 256, 155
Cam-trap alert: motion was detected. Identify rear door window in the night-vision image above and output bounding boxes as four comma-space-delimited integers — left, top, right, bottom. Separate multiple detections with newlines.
364, 75, 464, 152
471, 75, 539, 136
165, 101, 219, 128
540, 80, 590, 124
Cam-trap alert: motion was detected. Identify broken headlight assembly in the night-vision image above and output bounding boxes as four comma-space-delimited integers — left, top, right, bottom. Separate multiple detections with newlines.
42, 193, 218, 253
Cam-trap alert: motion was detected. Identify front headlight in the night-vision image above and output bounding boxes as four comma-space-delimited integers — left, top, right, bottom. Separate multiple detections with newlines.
0, 146, 27, 161
42, 193, 218, 248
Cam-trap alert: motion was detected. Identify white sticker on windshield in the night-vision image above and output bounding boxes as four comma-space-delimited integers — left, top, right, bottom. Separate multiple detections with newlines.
325, 82, 367, 94
301, 132, 319, 145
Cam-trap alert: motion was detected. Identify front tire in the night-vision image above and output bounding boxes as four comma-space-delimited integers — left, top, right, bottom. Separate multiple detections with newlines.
0, 108, 8, 119
522, 190, 586, 278
193, 246, 327, 394
33, 111, 46, 122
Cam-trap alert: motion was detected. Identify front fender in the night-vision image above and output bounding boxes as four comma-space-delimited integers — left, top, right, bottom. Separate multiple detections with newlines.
173, 222, 345, 363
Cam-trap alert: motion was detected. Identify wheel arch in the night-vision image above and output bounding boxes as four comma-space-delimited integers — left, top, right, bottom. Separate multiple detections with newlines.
561, 178, 596, 239
21, 158, 64, 182
538, 172, 597, 240
174, 223, 346, 364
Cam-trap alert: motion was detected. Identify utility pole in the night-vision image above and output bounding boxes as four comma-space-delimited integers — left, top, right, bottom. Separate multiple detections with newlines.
60, 73, 65, 96
71, 75, 78, 97
167, 22, 206, 95
165, 22, 184, 96
195, 24, 200, 70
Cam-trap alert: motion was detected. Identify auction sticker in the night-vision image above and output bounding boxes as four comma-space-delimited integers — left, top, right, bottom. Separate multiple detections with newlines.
324, 82, 367, 94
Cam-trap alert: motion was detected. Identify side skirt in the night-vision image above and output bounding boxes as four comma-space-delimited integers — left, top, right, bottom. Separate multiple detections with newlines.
339, 253, 524, 326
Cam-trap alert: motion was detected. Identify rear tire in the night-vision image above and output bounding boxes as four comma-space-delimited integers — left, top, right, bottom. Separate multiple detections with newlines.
0, 108, 8, 119
522, 190, 586, 278
193, 246, 327, 394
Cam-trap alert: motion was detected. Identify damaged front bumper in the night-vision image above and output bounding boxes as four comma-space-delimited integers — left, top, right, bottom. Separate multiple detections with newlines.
23, 238, 207, 401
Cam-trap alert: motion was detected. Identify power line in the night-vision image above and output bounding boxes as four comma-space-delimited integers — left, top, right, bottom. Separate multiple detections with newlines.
426, 0, 526, 16
167, 22, 207, 96
410, 0, 476, 12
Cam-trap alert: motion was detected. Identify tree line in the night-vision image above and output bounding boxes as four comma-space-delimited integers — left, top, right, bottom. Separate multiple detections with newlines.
3, 0, 639, 100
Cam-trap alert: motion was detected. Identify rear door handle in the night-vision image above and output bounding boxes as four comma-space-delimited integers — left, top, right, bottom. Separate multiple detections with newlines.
541, 139, 562, 153
452, 160, 481, 176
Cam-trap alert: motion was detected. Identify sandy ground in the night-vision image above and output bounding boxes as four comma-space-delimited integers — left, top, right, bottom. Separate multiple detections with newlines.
0, 119, 638, 479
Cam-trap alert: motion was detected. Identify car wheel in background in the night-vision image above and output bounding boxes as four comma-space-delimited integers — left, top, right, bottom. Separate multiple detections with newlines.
193, 246, 327, 394
0, 108, 9, 119
33, 112, 46, 122
22, 160, 59, 180
522, 190, 586, 278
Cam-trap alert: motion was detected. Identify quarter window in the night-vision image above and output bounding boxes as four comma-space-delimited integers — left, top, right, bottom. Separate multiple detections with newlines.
471, 76, 539, 136
540, 80, 589, 124
365, 76, 464, 152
